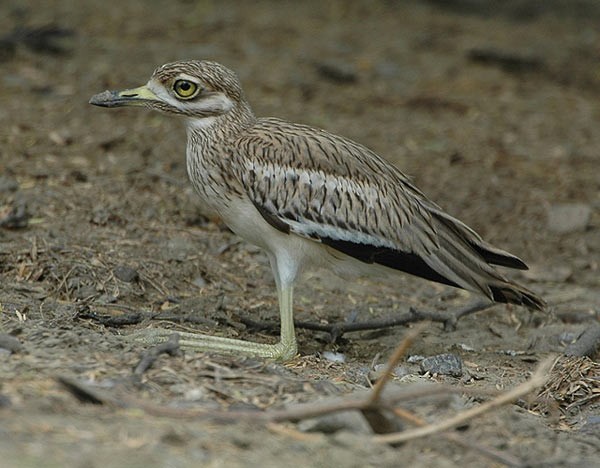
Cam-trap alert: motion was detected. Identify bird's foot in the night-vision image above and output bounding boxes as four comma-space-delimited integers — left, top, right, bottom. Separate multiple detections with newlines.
125, 328, 298, 361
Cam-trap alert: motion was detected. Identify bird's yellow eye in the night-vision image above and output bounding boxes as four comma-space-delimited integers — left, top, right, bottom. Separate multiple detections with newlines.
173, 79, 199, 99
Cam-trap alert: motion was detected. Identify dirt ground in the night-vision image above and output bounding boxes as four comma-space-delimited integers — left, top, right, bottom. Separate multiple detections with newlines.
1, 1, 599, 466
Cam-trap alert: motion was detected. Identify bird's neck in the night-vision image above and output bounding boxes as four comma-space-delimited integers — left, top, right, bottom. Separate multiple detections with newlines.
184, 101, 256, 211
185, 101, 255, 141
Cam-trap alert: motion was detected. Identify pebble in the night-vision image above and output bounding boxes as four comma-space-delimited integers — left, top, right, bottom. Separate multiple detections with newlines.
314, 60, 358, 84
368, 364, 409, 382
163, 236, 197, 261
299, 411, 372, 434
322, 351, 346, 363
192, 275, 207, 288
458, 343, 476, 352
419, 353, 463, 377
557, 331, 580, 346
114, 264, 139, 282
547, 203, 591, 234
0, 176, 18, 193
580, 416, 600, 435
0, 333, 23, 354
407, 354, 425, 363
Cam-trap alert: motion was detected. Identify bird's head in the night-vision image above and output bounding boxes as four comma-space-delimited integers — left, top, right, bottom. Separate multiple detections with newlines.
90, 60, 247, 123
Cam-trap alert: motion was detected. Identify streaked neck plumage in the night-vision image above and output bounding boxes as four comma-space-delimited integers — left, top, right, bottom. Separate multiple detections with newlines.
184, 100, 256, 210
186, 99, 255, 141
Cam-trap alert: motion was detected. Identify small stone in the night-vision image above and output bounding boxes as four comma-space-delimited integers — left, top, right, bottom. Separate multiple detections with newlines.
0, 176, 18, 193
299, 411, 371, 434
368, 364, 409, 381
0, 202, 29, 229
314, 60, 358, 84
48, 130, 73, 146
73, 285, 97, 300
557, 331, 580, 346
322, 351, 346, 363
397, 374, 430, 384
580, 416, 600, 435
0, 334, 23, 353
95, 294, 117, 304
90, 207, 110, 225
420, 353, 463, 377
163, 236, 196, 261
407, 354, 425, 363
547, 203, 591, 234
114, 265, 139, 282
161, 429, 188, 446
192, 275, 207, 288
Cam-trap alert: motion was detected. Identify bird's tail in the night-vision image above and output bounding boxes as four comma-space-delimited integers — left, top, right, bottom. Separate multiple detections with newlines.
426, 208, 546, 311
488, 281, 546, 311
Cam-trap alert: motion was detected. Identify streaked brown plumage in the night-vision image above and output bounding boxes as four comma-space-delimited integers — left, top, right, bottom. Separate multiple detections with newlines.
90, 60, 545, 360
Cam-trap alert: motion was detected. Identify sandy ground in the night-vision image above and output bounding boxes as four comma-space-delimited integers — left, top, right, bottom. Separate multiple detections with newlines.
1, 1, 599, 466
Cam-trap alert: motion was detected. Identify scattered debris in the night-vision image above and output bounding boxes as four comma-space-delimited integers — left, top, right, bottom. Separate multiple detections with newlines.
534, 356, 600, 417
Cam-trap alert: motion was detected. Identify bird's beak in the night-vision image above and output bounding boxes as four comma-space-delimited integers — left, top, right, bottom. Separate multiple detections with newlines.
89, 85, 159, 108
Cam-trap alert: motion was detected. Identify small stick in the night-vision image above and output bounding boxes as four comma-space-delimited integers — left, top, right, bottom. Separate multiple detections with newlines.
368, 323, 427, 405
57, 376, 120, 406
391, 408, 525, 467
363, 323, 428, 435
240, 300, 493, 342
373, 356, 555, 444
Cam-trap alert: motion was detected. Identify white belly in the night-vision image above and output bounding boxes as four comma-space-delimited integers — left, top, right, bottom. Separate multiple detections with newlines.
217, 197, 397, 285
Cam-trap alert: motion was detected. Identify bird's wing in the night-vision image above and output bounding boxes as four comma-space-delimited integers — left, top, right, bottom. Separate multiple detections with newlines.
231, 118, 528, 298
234, 119, 437, 247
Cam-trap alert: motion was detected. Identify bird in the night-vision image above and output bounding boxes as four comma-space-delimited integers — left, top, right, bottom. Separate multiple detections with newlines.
89, 60, 545, 361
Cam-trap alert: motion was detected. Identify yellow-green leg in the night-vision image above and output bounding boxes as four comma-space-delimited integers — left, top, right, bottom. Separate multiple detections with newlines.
129, 285, 298, 361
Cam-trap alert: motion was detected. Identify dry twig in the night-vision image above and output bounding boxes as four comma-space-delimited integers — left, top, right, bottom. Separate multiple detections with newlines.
373, 356, 555, 444
241, 300, 494, 343
361, 324, 427, 435
391, 407, 525, 467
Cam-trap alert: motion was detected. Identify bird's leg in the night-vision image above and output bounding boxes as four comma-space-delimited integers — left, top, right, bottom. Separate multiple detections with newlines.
127, 284, 298, 361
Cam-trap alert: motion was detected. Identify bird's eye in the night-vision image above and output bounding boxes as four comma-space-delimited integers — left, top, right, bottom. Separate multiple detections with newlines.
173, 79, 199, 99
